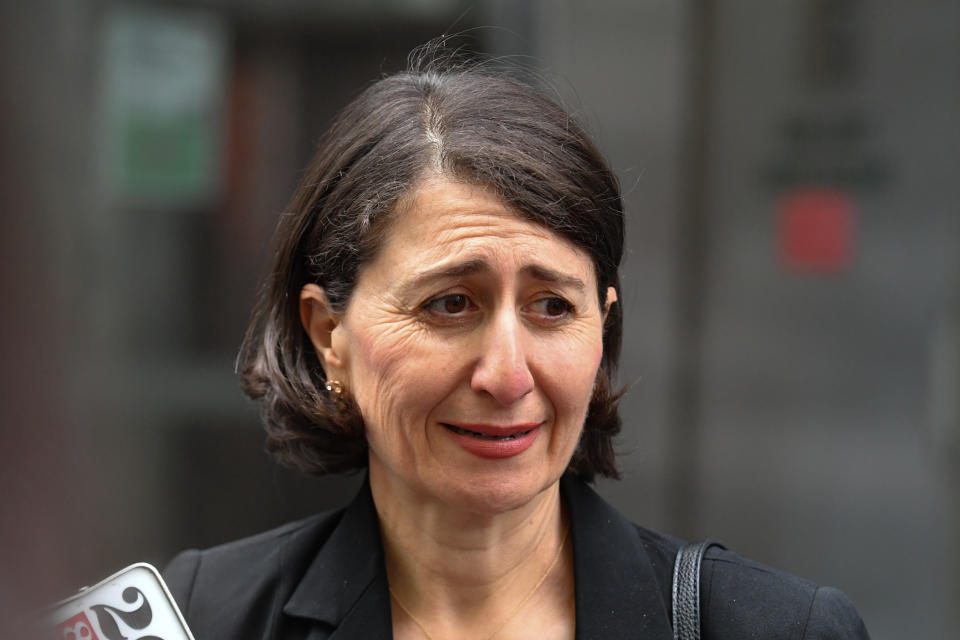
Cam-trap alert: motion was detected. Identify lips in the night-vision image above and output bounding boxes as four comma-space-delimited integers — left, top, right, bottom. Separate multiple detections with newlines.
442, 423, 537, 440
441, 422, 542, 459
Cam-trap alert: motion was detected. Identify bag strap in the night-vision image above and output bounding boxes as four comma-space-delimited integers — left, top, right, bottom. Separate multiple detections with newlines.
671, 540, 725, 640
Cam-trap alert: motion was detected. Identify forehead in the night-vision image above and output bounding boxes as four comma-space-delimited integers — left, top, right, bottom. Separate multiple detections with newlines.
372, 178, 596, 277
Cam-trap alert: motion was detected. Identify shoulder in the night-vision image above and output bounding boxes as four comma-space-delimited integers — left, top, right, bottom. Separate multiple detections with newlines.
628, 528, 871, 639
699, 545, 870, 639
163, 508, 345, 639
562, 476, 869, 638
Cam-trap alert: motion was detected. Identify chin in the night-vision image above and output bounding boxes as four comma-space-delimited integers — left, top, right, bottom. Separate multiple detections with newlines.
440, 468, 560, 516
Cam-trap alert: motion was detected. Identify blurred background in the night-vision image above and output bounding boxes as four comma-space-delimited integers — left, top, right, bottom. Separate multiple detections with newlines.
2, 1, 958, 637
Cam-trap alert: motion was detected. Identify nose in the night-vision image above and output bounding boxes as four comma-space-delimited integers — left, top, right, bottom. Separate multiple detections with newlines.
470, 309, 535, 406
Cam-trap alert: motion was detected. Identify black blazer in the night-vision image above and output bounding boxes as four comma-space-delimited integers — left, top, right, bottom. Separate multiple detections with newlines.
164, 476, 869, 639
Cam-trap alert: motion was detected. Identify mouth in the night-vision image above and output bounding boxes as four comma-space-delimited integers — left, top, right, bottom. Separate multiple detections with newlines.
442, 422, 542, 459
441, 423, 539, 441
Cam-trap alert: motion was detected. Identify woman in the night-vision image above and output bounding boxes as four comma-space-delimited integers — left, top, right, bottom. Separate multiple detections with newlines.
164, 52, 870, 639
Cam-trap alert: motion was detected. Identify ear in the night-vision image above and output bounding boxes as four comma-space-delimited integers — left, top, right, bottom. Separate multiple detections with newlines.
300, 284, 347, 378
602, 286, 618, 323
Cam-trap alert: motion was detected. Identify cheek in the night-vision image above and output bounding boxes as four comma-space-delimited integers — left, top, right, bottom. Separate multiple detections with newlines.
348, 320, 455, 428
534, 331, 605, 419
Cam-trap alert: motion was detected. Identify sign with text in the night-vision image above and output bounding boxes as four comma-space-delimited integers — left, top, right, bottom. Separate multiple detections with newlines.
49, 564, 193, 640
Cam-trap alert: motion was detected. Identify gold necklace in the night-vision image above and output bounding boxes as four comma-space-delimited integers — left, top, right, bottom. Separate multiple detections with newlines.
389, 525, 570, 640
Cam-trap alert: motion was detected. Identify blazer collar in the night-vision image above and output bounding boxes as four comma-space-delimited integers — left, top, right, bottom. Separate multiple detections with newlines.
282, 475, 673, 639
563, 475, 674, 639
283, 477, 393, 636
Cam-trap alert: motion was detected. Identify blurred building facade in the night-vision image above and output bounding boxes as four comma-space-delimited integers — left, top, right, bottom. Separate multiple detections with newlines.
3, 1, 959, 638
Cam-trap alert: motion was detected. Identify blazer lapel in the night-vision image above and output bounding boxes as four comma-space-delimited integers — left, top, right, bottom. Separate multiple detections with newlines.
280, 475, 672, 639
283, 479, 394, 639
324, 571, 392, 639
563, 476, 674, 639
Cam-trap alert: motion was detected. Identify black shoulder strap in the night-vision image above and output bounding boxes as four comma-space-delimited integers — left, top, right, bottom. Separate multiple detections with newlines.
671, 540, 725, 640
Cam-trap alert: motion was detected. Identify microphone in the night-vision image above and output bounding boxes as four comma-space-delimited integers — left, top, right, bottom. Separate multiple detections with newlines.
48, 564, 194, 640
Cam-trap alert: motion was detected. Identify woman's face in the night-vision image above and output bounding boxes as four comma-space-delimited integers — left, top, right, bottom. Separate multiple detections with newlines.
304, 178, 614, 515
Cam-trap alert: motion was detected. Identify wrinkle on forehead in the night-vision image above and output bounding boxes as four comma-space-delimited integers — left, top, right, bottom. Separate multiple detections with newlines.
432, 217, 555, 246
390, 178, 567, 255
357, 177, 598, 300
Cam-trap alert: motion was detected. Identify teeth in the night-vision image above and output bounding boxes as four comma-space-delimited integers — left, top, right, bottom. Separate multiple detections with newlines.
445, 424, 531, 441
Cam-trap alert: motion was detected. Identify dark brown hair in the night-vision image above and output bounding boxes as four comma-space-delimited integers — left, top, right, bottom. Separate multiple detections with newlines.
239, 49, 625, 481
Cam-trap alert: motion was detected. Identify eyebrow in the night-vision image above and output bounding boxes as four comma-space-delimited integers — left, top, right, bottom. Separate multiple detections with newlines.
521, 264, 587, 292
397, 258, 587, 299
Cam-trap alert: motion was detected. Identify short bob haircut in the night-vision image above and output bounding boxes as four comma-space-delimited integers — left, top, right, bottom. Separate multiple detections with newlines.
239, 49, 625, 481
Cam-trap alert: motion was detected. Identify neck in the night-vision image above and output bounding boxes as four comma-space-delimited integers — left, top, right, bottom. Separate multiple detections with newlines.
370, 460, 572, 637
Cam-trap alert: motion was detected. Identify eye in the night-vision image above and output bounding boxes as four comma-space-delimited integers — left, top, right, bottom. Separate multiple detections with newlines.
423, 293, 475, 316
529, 296, 574, 318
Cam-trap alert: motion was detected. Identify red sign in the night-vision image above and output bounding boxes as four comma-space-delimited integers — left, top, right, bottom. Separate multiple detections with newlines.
56, 612, 100, 640
778, 188, 855, 273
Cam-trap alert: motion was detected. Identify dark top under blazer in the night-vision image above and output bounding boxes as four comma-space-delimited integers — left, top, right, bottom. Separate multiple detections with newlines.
164, 476, 870, 639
